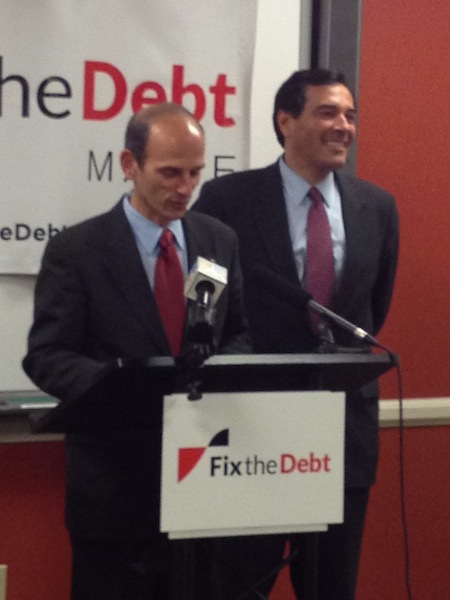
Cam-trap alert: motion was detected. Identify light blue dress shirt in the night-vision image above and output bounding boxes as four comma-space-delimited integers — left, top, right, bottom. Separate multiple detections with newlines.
122, 195, 188, 289
278, 157, 346, 287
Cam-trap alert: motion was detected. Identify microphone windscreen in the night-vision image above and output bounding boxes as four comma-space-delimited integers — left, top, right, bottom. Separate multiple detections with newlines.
184, 257, 228, 303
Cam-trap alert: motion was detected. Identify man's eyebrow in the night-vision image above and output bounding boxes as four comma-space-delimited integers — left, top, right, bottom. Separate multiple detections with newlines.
156, 164, 206, 173
156, 166, 182, 172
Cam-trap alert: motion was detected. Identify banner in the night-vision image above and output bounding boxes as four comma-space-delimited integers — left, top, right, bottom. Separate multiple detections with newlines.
161, 391, 345, 539
0, 0, 257, 273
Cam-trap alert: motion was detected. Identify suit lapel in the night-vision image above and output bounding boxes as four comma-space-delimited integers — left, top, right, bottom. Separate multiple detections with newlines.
250, 164, 299, 282
182, 211, 225, 268
182, 212, 203, 269
99, 201, 171, 354
332, 173, 368, 315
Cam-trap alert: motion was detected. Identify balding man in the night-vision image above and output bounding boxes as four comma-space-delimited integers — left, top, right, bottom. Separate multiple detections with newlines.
24, 103, 250, 600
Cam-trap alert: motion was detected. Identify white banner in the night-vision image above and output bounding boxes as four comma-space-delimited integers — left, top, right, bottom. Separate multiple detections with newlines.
161, 391, 345, 539
0, 0, 257, 273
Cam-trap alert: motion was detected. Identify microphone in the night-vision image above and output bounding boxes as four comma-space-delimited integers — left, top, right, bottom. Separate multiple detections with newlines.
184, 256, 228, 307
183, 257, 228, 347
180, 258, 229, 393
250, 266, 382, 349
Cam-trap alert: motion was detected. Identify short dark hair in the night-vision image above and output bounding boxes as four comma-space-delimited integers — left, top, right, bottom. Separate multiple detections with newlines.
124, 102, 203, 167
272, 69, 351, 147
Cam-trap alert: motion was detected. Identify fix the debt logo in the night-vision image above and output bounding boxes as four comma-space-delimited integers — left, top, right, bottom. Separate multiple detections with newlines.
178, 429, 332, 482
178, 429, 229, 482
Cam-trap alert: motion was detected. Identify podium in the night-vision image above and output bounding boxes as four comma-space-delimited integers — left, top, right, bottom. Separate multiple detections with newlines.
153, 353, 392, 532
32, 352, 395, 600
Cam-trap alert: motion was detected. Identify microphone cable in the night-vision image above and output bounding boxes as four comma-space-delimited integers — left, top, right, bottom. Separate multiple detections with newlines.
392, 355, 413, 600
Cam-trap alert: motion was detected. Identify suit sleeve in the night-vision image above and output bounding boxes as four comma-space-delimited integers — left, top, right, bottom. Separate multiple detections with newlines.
371, 195, 400, 335
216, 231, 252, 355
23, 234, 111, 402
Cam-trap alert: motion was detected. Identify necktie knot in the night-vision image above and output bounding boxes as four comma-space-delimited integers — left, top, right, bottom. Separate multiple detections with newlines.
309, 186, 323, 208
159, 229, 174, 251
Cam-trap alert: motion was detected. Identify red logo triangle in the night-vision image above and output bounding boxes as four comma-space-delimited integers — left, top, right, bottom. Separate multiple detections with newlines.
178, 447, 206, 482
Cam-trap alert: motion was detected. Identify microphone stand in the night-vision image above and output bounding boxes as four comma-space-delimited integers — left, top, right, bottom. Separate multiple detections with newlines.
177, 344, 212, 400
177, 298, 217, 400
171, 298, 217, 600
316, 321, 337, 354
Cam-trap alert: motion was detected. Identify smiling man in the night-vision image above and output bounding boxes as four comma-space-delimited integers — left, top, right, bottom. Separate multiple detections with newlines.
23, 102, 250, 600
193, 70, 399, 600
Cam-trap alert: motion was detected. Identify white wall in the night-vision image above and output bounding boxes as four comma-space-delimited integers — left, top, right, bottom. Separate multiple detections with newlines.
250, 0, 311, 167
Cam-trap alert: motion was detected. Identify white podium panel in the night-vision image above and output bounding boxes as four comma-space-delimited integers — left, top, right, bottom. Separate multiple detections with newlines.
161, 391, 345, 540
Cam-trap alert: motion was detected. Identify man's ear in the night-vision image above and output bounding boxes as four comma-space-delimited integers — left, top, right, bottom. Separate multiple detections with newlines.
276, 110, 293, 139
120, 149, 138, 181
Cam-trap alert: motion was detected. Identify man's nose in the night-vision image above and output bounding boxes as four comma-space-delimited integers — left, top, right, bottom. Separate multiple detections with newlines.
177, 174, 197, 196
334, 113, 354, 131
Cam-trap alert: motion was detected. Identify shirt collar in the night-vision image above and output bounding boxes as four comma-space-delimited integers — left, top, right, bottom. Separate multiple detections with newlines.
278, 156, 336, 207
122, 195, 185, 254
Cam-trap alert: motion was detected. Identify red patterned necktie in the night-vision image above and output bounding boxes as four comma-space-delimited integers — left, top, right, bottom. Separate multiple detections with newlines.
305, 187, 335, 308
154, 229, 186, 356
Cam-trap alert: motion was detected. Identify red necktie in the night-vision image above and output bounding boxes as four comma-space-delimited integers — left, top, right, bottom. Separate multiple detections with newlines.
305, 187, 335, 308
155, 229, 186, 356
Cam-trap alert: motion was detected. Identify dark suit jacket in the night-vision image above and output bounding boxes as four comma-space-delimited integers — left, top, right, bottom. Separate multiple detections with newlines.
23, 200, 250, 539
193, 162, 399, 488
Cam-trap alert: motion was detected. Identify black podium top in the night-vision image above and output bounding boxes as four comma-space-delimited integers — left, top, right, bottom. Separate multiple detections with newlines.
149, 352, 394, 393
33, 352, 396, 433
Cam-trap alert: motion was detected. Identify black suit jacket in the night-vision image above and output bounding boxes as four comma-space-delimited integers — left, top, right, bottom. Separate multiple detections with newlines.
193, 162, 399, 487
23, 200, 250, 539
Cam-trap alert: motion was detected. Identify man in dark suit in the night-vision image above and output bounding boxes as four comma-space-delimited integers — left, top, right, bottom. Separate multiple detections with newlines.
193, 69, 399, 599
23, 103, 250, 600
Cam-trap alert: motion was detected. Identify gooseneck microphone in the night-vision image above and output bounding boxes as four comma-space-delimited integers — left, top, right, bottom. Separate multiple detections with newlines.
249, 266, 383, 349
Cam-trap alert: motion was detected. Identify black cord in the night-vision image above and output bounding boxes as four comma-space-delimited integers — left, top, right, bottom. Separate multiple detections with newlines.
366, 348, 413, 599
394, 359, 413, 600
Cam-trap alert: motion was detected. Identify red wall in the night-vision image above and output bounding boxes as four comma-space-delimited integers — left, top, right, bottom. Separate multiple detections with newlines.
359, 426, 450, 600
357, 0, 450, 400
0, 442, 70, 600
353, 1, 450, 598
